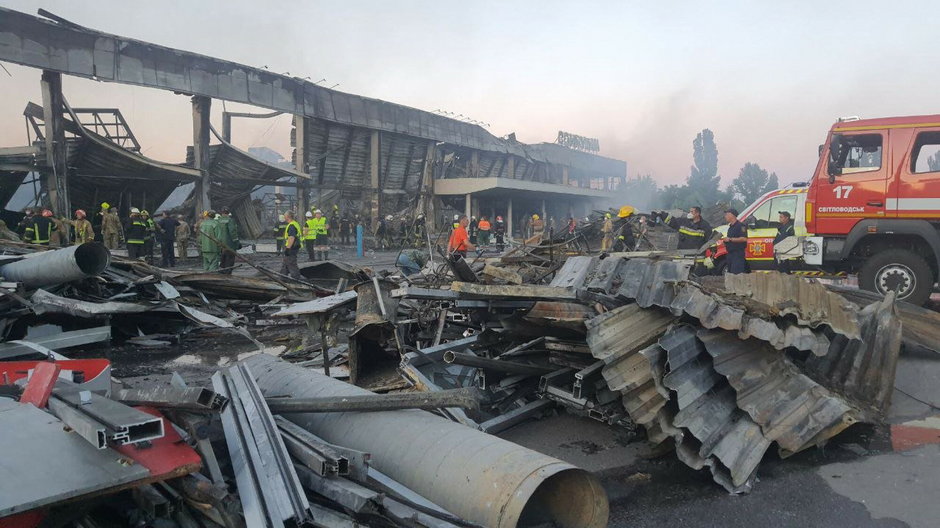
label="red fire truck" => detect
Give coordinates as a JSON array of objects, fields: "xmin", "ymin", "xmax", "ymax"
[{"xmin": 707, "ymin": 114, "xmax": 940, "ymax": 305}]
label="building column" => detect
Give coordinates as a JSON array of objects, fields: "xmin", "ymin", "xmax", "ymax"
[
  {"xmin": 370, "ymin": 130, "xmax": 380, "ymax": 228},
  {"xmin": 507, "ymin": 197, "xmax": 513, "ymax": 240},
  {"xmin": 294, "ymin": 115, "xmax": 309, "ymax": 215},
  {"xmin": 419, "ymin": 142, "xmax": 436, "ymax": 232},
  {"xmin": 192, "ymin": 96, "xmax": 211, "ymax": 216},
  {"xmin": 464, "ymin": 193, "xmax": 472, "ymax": 219},
  {"xmin": 40, "ymin": 70, "xmax": 69, "ymax": 219},
  {"xmin": 221, "ymin": 112, "xmax": 232, "ymax": 142},
  {"xmin": 541, "ymin": 199, "xmax": 547, "ymax": 223}
]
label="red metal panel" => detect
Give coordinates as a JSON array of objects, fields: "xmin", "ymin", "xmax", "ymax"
[
  {"xmin": 0, "ymin": 359, "xmax": 110, "ymax": 385},
  {"xmin": 19, "ymin": 362, "xmax": 60, "ymax": 408},
  {"xmin": 113, "ymin": 406, "xmax": 202, "ymax": 478}
]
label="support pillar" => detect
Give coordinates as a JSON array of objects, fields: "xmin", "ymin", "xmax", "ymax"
[
  {"xmin": 370, "ymin": 130, "xmax": 380, "ymax": 228},
  {"xmin": 222, "ymin": 113, "xmax": 232, "ymax": 142},
  {"xmin": 464, "ymin": 194, "xmax": 472, "ymax": 219},
  {"xmin": 192, "ymin": 96, "xmax": 212, "ymax": 216},
  {"xmin": 419, "ymin": 142, "xmax": 436, "ymax": 232},
  {"xmin": 541, "ymin": 199, "xmax": 547, "ymax": 224},
  {"xmin": 40, "ymin": 70, "xmax": 69, "ymax": 220},
  {"xmin": 295, "ymin": 115, "xmax": 309, "ymax": 216},
  {"xmin": 507, "ymin": 197, "xmax": 514, "ymax": 240}
]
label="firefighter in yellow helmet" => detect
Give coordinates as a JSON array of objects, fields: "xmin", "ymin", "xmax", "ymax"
[
  {"xmin": 530, "ymin": 213, "xmax": 544, "ymax": 240},
  {"xmin": 99, "ymin": 202, "xmax": 122, "ymax": 249}
]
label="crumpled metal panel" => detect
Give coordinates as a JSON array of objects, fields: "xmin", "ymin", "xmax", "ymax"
[
  {"xmin": 659, "ymin": 325, "xmax": 771, "ymax": 493},
  {"xmin": 804, "ymin": 292, "xmax": 902, "ymax": 415},
  {"xmin": 616, "ymin": 258, "xmax": 692, "ymax": 308},
  {"xmin": 585, "ymin": 304, "xmax": 676, "ymax": 363},
  {"xmin": 585, "ymin": 256, "xmax": 629, "ymax": 294},
  {"xmin": 723, "ymin": 272, "xmax": 861, "ymax": 340},
  {"xmin": 550, "ymin": 256, "xmax": 598, "ymax": 288},
  {"xmin": 696, "ymin": 328, "xmax": 857, "ymax": 456},
  {"xmin": 666, "ymin": 281, "xmax": 831, "ymax": 356}
]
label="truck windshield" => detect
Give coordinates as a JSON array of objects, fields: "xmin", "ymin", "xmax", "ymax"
[{"xmin": 745, "ymin": 195, "xmax": 798, "ymax": 229}]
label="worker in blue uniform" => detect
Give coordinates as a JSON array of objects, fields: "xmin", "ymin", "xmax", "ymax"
[{"xmin": 721, "ymin": 208, "xmax": 749, "ymax": 274}]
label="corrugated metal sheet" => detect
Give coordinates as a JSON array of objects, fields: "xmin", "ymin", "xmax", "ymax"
[
  {"xmin": 696, "ymin": 328, "xmax": 857, "ymax": 456},
  {"xmin": 804, "ymin": 292, "xmax": 902, "ymax": 414},
  {"xmin": 723, "ymin": 272, "xmax": 861, "ymax": 340},
  {"xmin": 616, "ymin": 258, "xmax": 692, "ymax": 309},
  {"xmin": 659, "ymin": 325, "xmax": 771, "ymax": 493},
  {"xmin": 585, "ymin": 304, "xmax": 676, "ymax": 363}
]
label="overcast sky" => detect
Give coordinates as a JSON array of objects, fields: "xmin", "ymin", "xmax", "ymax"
[{"xmin": 1, "ymin": 0, "xmax": 937, "ymax": 188}]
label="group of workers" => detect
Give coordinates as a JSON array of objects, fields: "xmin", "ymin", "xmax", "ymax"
[
  {"xmin": 453, "ymin": 215, "xmax": 506, "ymax": 249},
  {"xmin": 196, "ymin": 208, "xmax": 241, "ymax": 272},
  {"xmin": 274, "ymin": 209, "xmax": 331, "ymax": 261}
]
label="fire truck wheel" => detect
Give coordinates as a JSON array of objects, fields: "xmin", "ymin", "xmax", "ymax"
[{"xmin": 858, "ymin": 249, "xmax": 933, "ymax": 305}]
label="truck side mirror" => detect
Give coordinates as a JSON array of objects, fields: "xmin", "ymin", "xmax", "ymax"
[{"xmin": 827, "ymin": 134, "xmax": 843, "ymax": 183}]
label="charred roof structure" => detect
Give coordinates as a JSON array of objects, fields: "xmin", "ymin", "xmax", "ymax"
[{"xmin": 0, "ymin": 7, "xmax": 626, "ymax": 234}]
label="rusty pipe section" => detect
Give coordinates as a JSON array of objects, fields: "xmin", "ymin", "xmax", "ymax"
[
  {"xmin": 244, "ymin": 355, "xmax": 608, "ymax": 528},
  {"xmin": 0, "ymin": 242, "xmax": 111, "ymax": 288}
]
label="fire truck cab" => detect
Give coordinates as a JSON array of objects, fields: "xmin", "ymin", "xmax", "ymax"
[{"xmin": 709, "ymin": 114, "xmax": 940, "ymax": 305}]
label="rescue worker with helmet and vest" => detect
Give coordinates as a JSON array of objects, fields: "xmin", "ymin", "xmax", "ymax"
[
  {"xmin": 655, "ymin": 206, "xmax": 713, "ymax": 251},
  {"xmin": 125, "ymin": 208, "xmax": 148, "ymax": 259},
  {"xmin": 530, "ymin": 214, "xmax": 545, "ymax": 241},
  {"xmin": 721, "ymin": 208, "xmax": 749, "ymax": 274},
  {"xmin": 774, "ymin": 211, "xmax": 796, "ymax": 275},
  {"xmin": 493, "ymin": 215, "xmax": 506, "ymax": 251},
  {"xmin": 612, "ymin": 206, "xmax": 637, "ymax": 252},
  {"xmin": 199, "ymin": 210, "xmax": 222, "ymax": 271},
  {"xmin": 280, "ymin": 211, "xmax": 302, "ymax": 279},
  {"xmin": 303, "ymin": 211, "xmax": 317, "ymax": 261},
  {"xmin": 312, "ymin": 209, "xmax": 330, "ymax": 260},
  {"xmin": 140, "ymin": 210, "xmax": 156, "ymax": 263},
  {"xmin": 24, "ymin": 209, "xmax": 57, "ymax": 246},
  {"xmin": 601, "ymin": 213, "xmax": 614, "ymax": 251},
  {"xmin": 69, "ymin": 209, "xmax": 94, "ymax": 245},
  {"xmin": 99, "ymin": 203, "xmax": 123, "ymax": 249}
]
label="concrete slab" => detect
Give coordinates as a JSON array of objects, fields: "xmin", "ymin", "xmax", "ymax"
[{"xmin": 496, "ymin": 411, "xmax": 642, "ymax": 473}]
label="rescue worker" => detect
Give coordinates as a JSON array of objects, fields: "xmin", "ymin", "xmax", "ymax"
[
  {"xmin": 601, "ymin": 213, "xmax": 614, "ymax": 251},
  {"xmin": 340, "ymin": 216, "xmax": 352, "ymax": 246},
  {"xmin": 50, "ymin": 214, "xmax": 68, "ymax": 246},
  {"xmin": 24, "ymin": 209, "xmax": 57, "ymax": 246},
  {"xmin": 17, "ymin": 208, "xmax": 35, "ymax": 238},
  {"xmin": 156, "ymin": 211, "xmax": 180, "ymax": 268},
  {"xmin": 721, "ymin": 208, "xmax": 749, "ymax": 274},
  {"xmin": 567, "ymin": 217, "xmax": 577, "ymax": 236},
  {"xmin": 312, "ymin": 209, "xmax": 330, "ymax": 260},
  {"xmin": 199, "ymin": 210, "xmax": 222, "ymax": 271},
  {"xmin": 100, "ymin": 203, "xmax": 122, "ymax": 249},
  {"xmin": 217, "ymin": 207, "xmax": 239, "ymax": 273},
  {"xmin": 303, "ymin": 211, "xmax": 317, "ymax": 260},
  {"xmin": 468, "ymin": 216, "xmax": 478, "ymax": 245},
  {"xmin": 493, "ymin": 215, "xmax": 506, "ymax": 251},
  {"xmin": 530, "ymin": 214, "xmax": 544, "ymax": 241},
  {"xmin": 477, "ymin": 216, "xmax": 491, "ymax": 246},
  {"xmin": 175, "ymin": 215, "xmax": 190, "ymax": 262},
  {"xmin": 70, "ymin": 209, "xmax": 94, "ymax": 244},
  {"xmin": 280, "ymin": 211, "xmax": 302, "ymax": 279},
  {"xmin": 452, "ymin": 214, "xmax": 460, "ymax": 230},
  {"xmin": 375, "ymin": 215, "xmax": 392, "ymax": 250},
  {"xmin": 447, "ymin": 214, "xmax": 475, "ymax": 261},
  {"xmin": 413, "ymin": 214, "xmax": 426, "ymax": 245},
  {"xmin": 612, "ymin": 207, "xmax": 637, "ymax": 252},
  {"xmin": 774, "ymin": 211, "xmax": 796, "ymax": 275},
  {"xmin": 275, "ymin": 214, "xmax": 288, "ymax": 255},
  {"xmin": 658, "ymin": 206, "xmax": 713, "ymax": 250},
  {"xmin": 125, "ymin": 208, "xmax": 148, "ymax": 259},
  {"xmin": 141, "ymin": 210, "xmax": 156, "ymax": 263}
]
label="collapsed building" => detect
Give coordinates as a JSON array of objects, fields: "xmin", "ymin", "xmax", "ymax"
[{"xmin": 0, "ymin": 8, "xmax": 626, "ymax": 240}]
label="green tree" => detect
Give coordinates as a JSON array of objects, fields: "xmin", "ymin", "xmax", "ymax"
[
  {"xmin": 688, "ymin": 129, "xmax": 721, "ymax": 206},
  {"xmin": 728, "ymin": 162, "xmax": 779, "ymax": 206}
]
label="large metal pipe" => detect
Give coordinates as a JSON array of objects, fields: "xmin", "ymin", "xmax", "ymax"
[
  {"xmin": 0, "ymin": 243, "xmax": 110, "ymax": 288},
  {"xmin": 245, "ymin": 355, "xmax": 608, "ymax": 528}
]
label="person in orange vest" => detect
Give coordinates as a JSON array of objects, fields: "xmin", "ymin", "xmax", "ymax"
[
  {"xmin": 447, "ymin": 215, "xmax": 476, "ymax": 260},
  {"xmin": 477, "ymin": 216, "xmax": 491, "ymax": 246}
]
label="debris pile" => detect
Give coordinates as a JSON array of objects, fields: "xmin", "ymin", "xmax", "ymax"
[{"xmin": 0, "ymin": 234, "xmax": 924, "ymax": 525}]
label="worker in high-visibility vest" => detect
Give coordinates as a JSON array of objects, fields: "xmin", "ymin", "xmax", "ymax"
[
  {"xmin": 311, "ymin": 209, "xmax": 330, "ymax": 261},
  {"xmin": 125, "ymin": 208, "xmax": 148, "ymax": 259},
  {"xmin": 303, "ymin": 211, "xmax": 318, "ymax": 261},
  {"xmin": 280, "ymin": 211, "xmax": 302, "ymax": 279},
  {"xmin": 477, "ymin": 216, "xmax": 491, "ymax": 246},
  {"xmin": 24, "ymin": 209, "xmax": 57, "ymax": 246},
  {"xmin": 70, "ymin": 209, "xmax": 94, "ymax": 245}
]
